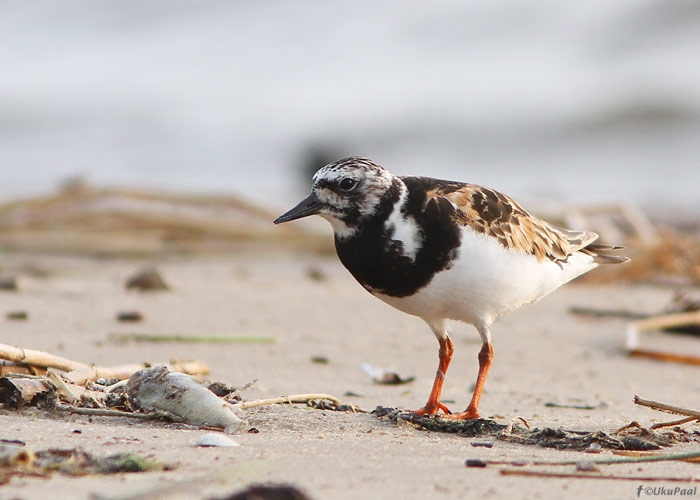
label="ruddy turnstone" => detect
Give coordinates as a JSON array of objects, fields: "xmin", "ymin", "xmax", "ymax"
[{"xmin": 275, "ymin": 157, "xmax": 629, "ymax": 420}]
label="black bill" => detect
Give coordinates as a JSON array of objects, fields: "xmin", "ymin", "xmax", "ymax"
[{"xmin": 274, "ymin": 193, "xmax": 322, "ymax": 224}]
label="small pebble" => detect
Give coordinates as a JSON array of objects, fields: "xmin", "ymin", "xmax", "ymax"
[
  {"xmin": 586, "ymin": 442, "xmax": 602, "ymax": 453},
  {"xmin": 196, "ymin": 433, "xmax": 240, "ymax": 448},
  {"xmin": 94, "ymin": 377, "xmax": 121, "ymax": 387},
  {"xmin": 6, "ymin": 310, "xmax": 28, "ymax": 321},
  {"xmin": 311, "ymin": 356, "xmax": 329, "ymax": 364},
  {"xmin": 575, "ymin": 461, "xmax": 598, "ymax": 472},
  {"xmin": 306, "ymin": 267, "xmax": 326, "ymax": 281},
  {"xmin": 125, "ymin": 267, "xmax": 169, "ymax": 291},
  {"xmin": 471, "ymin": 442, "xmax": 494, "ymax": 448},
  {"xmin": 116, "ymin": 311, "xmax": 144, "ymax": 322},
  {"xmin": 465, "ymin": 459, "xmax": 487, "ymax": 468},
  {"xmin": 0, "ymin": 275, "xmax": 18, "ymax": 291}
]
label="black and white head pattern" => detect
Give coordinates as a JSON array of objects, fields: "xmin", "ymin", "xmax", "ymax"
[{"xmin": 311, "ymin": 157, "xmax": 400, "ymax": 238}]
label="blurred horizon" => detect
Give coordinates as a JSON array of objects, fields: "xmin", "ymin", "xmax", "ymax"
[{"xmin": 1, "ymin": 1, "xmax": 699, "ymax": 216}]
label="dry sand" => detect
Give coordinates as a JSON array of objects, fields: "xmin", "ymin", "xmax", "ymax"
[{"xmin": 1, "ymin": 249, "xmax": 699, "ymax": 500}]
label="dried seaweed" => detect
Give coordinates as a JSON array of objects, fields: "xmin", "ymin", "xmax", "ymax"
[
  {"xmin": 373, "ymin": 406, "xmax": 699, "ymax": 451},
  {"xmin": 34, "ymin": 448, "xmax": 165, "ymax": 475}
]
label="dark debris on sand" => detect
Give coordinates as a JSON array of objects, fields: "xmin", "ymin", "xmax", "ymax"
[{"xmin": 372, "ymin": 406, "xmax": 700, "ymax": 451}]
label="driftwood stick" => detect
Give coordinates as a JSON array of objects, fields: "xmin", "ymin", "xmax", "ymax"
[
  {"xmin": 625, "ymin": 311, "xmax": 700, "ymax": 364},
  {"xmin": 650, "ymin": 417, "xmax": 699, "ymax": 430},
  {"xmin": 109, "ymin": 333, "xmax": 275, "ymax": 344},
  {"xmin": 629, "ymin": 311, "xmax": 700, "ymax": 333},
  {"xmin": 626, "ymin": 311, "xmax": 700, "ymax": 351},
  {"xmin": 54, "ymin": 403, "xmax": 157, "ymax": 420},
  {"xmin": 629, "ymin": 348, "xmax": 700, "ymax": 366},
  {"xmin": 225, "ymin": 378, "xmax": 258, "ymax": 401},
  {"xmin": 613, "ymin": 421, "xmax": 643, "ymax": 434},
  {"xmin": 486, "ymin": 450, "xmax": 700, "ymax": 467},
  {"xmin": 499, "ymin": 469, "xmax": 700, "ymax": 482},
  {"xmin": 233, "ymin": 393, "xmax": 344, "ymax": 410},
  {"xmin": 634, "ymin": 395, "xmax": 700, "ymax": 419},
  {"xmin": 0, "ymin": 344, "xmax": 91, "ymax": 374},
  {"xmin": 0, "ymin": 343, "xmax": 210, "ymax": 385}
]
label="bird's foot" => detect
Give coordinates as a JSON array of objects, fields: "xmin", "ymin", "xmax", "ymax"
[
  {"xmin": 435, "ymin": 409, "xmax": 480, "ymax": 420},
  {"xmin": 413, "ymin": 401, "xmax": 451, "ymax": 416}
]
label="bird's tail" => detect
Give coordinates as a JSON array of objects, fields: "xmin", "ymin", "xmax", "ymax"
[{"xmin": 581, "ymin": 244, "xmax": 630, "ymax": 264}]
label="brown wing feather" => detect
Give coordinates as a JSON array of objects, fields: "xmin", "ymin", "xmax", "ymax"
[{"xmin": 424, "ymin": 183, "xmax": 598, "ymax": 263}]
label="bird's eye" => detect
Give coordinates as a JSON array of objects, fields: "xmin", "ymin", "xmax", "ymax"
[{"xmin": 339, "ymin": 178, "xmax": 357, "ymax": 191}]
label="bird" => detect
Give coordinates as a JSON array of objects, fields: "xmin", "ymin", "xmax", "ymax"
[{"xmin": 274, "ymin": 157, "xmax": 629, "ymax": 420}]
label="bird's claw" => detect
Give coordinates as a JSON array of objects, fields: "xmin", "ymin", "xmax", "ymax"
[{"xmin": 413, "ymin": 401, "xmax": 452, "ymax": 416}]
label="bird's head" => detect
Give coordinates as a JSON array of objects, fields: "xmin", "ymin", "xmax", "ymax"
[{"xmin": 274, "ymin": 157, "xmax": 399, "ymax": 238}]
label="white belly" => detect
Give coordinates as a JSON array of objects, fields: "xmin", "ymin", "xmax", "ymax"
[{"xmin": 373, "ymin": 227, "xmax": 597, "ymax": 326}]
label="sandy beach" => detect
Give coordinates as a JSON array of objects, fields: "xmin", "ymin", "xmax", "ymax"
[
  {"xmin": 1, "ymin": 240, "xmax": 699, "ymax": 499},
  {"xmin": 3, "ymin": 2, "xmax": 700, "ymax": 497}
]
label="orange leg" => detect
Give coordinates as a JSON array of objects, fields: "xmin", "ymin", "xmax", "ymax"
[
  {"xmin": 441, "ymin": 341, "xmax": 494, "ymax": 420},
  {"xmin": 414, "ymin": 336, "xmax": 454, "ymax": 415}
]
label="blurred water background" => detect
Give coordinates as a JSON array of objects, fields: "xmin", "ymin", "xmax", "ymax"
[{"xmin": 1, "ymin": 1, "xmax": 699, "ymax": 216}]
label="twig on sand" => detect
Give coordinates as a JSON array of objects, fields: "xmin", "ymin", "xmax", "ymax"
[
  {"xmin": 634, "ymin": 395, "xmax": 700, "ymax": 429},
  {"xmin": 634, "ymin": 396, "xmax": 700, "ymax": 419},
  {"xmin": 628, "ymin": 349, "xmax": 700, "ymax": 365},
  {"xmin": 484, "ymin": 450, "xmax": 700, "ymax": 468},
  {"xmin": 625, "ymin": 311, "xmax": 700, "ymax": 365},
  {"xmin": 108, "ymin": 333, "xmax": 276, "ymax": 344},
  {"xmin": 233, "ymin": 394, "xmax": 340, "ymax": 409},
  {"xmin": 628, "ymin": 311, "xmax": 700, "ymax": 335},
  {"xmin": 482, "ymin": 451, "xmax": 700, "ymax": 483},
  {"xmin": 649, "ymin": 417, "xmax": 699, "ymax": 430},
  {"xmin": 224, "ymin": 378, "xmax": 258, "ymax": 401},
  {"xmin": 486, "ymin": 451, "xmax": 700, "ymax": 483},
  {"xmin": 54, "ymin": 403, "xmax": 158, "ymax": 420},
  {"xmin": 499, "ymin": 469, "xmax": 700, "ymax": 482},
  {"xmin": 232, "ymin": 393, "xmax": 365, "ymax": 412},
  {"xmin": 569, "ymin": 306, "xmax": 647, "ymax": 320}
]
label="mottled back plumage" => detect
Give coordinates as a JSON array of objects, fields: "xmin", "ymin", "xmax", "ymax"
[{"xmin": 409, "ymin": 178, "xmax": 627, "ymax": 265}]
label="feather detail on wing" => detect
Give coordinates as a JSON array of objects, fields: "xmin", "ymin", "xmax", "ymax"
[{"xmin": 422, "ymin": 183, "xmax": 629, "ymax": 265}]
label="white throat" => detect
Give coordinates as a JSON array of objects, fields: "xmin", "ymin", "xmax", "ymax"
[{"xmin": 321, "ymin": 213, "xmax": 357, "ymax": 240}]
